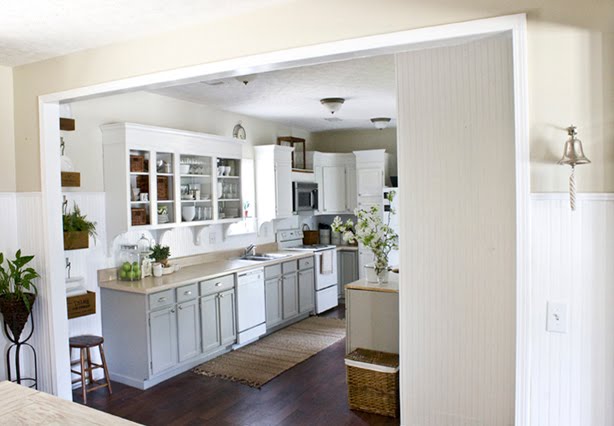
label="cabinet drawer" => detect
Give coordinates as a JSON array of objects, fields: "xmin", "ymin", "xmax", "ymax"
[
  {"xmin": 282, "ymin": 260, "xmax": 298, "ymax": 274},
  {"xmin": 200, "ymin": 274, "xmax": 234, "ymax": 296},
  {"xmin": 265, "ymin": 264, "xmax": 282, "ymax": 279},
  {"xmin": 149, "ymin": 289, "xmax": 175, "ymax": 310},
  {"xmin": 298, "ymin": 256, "xmax": 314, "ymax": 270},
  {"xmin": 177, "ymin": 283, "xmax": 198, "ymax": 303}
]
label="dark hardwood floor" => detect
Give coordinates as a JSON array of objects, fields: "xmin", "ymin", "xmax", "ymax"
[{"xmin": 75, "ymin": 305, "xmax": 399, "ymax": 426}]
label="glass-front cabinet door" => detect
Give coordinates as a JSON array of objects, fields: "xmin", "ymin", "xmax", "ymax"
[
  {"xmin": 216, "ymin": 158, "xmax": 242, "ymax": 221},
  {"xmin": 179, "ymin": 154, "xmax": 214, "ymax": 223},
  {"xmin": 154, "ymin": 152, "xmax": 175, "ymax": 225},
  {"xmin": 129, "ymin": 149, "xmax": 152, "ymax": 227}
]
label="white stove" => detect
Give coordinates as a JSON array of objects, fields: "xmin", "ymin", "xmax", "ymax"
[{"xmin": 277, "ymin": 229, "xmax": 338, "ymax": 314}]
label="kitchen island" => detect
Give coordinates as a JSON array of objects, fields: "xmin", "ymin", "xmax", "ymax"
[
  {"xmin": 98, "ymin": 250, "xmax": 316, "ymax": 389},
  {"xmin": 345, "ymin": 273, "xmax": 399, "ymax": 354}
]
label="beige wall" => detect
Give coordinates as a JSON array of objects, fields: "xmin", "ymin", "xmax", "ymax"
[
  {"xmin": 7, "ymin": 0, "xmax": 614, "ymax": 193},
  {"xmin": 0, "ymin": 66, "xmax": 15, "ymax": 191},
  {"xmin": 64, "ymin": 91, "xmax": 311, "ymax": 192}
]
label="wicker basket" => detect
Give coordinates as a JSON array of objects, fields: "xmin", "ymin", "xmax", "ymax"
[
  {"xmin": 130, "ymin": 155, "xmax": 145, "ymax": 172},
  {"xmin": 131, "ymin": 208, "xmax": 147, "ymax": 226},
  {"xmin": 345, "ymin": 348, "xmax": 399, "ymax": 418},
  {"xmin": 157, "ymin": 176, "xmax": 169, "ymax": 200}
]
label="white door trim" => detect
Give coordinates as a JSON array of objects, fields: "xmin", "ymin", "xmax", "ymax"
[{"xmin": 38, "ymin": 13, "xmax": 530, "ymax": 425}]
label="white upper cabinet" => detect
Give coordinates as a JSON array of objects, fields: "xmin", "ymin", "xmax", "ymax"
[
  {"xmin": 313, "ymin": 152, "xmax": 356, "ymax": 215},
  {"xmin": 101, "ymin": 123, "xmax": 244, "ymax": 244},
  {"xmin": 354, "ymin": 149, "xmax": 390, "ymax": 211},
  {"xmin": 255, "ymin": 145, "xmax": 294, "ymax": 224}
]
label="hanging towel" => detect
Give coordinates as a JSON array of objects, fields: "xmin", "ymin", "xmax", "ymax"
[
  {"xmin": 320, "ymin": 250, "xmax": 333, "ymax": 275},
  {"xmin": 66, "ymin": 286, "xmax": 88, "ymax": 297}
]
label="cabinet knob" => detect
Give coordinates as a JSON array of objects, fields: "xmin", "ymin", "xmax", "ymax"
[
  {"xmin": 178, "ymin": 305, "xmax": 183, "ymax": 310},
  {"xmin": 158, "ymin": 297, "xmax": 167, "ymax": 303},
  {"xmin": 219, "ymin": 293, "xmax": 224, "ymax": 298},
  {"xmin": 170, "ymin": 308, "xmax": 176, "ymax": 314},
  {"xmin": 184, "ymin": 290, "xmax": 192, "ymax": 296},
  {"xmin": 215, "ymin": 282, "xmax": 222, "ymax": 287}
]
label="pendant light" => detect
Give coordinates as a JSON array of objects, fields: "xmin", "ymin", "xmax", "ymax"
[
  {"xmin": 320, "ymin": 98, "xmax": 345, "ymax": 114},
  {"xmin": 558, "ymin": 125, "xmax": 591, "ymax": 211},
  {"xmin": 370, "ymin": 117, "xmax": 391, "ymax": 130}
]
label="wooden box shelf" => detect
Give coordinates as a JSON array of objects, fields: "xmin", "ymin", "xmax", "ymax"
[
  {"xmin": 61, "ymin": 171, "xmax": 81, "ymax": 187},
  {"xmin": 67, "ymin": 291, "xmax": 96, "ymax": 319}
]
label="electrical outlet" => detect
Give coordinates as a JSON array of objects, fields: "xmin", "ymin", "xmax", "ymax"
[
  {"xmin": 546, "ymin": 301, "xmax": 568, "ymax": 333},
  {"xmin": 209, "ymin": 232, "xmax": 216, "ymax": 244}
]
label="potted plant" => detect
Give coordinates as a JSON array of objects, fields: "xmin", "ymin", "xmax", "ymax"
[
  {"xmin": 0, "ymin": 250, "xmax": 40, "ymax": 341},
  {"xmin": 150, "ymin": 244, "xmax": 171, "ymax": 267},
  {"xmin": 63, "ymin": 202, "xmax": 97, "ymax": 250},
  {"xmin": 332, "ymin": 191, "xmax": 398, "ymax": 283}
]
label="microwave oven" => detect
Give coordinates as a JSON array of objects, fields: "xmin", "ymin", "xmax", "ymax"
[{"xmin": 293, "ymin": 182, "xmax": 318, "ymax": 212}]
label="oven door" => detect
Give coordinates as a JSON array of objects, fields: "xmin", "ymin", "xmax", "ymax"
[{"xmin": 293, "ymin": 182, "xmax": 318, "ymax": 212}]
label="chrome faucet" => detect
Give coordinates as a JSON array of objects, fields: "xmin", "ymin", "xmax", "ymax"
[{"xmin": 244, "ymin": 244, "xmax": 256, "ymax": 257}]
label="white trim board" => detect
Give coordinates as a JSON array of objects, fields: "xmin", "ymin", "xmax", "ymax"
[{"xmin": 36, "ymin": 13, "xmax": 530, "ymax": 425}]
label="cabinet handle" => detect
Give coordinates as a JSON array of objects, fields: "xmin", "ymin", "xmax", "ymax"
[
  {"xmin": 170, "ymin": 308, "xmax": 176, "ymax": 314},
  {"xmin": 215, "ymin": 282, "xmax": 222, "ymax": 287},
  {"xmin": 184, "ymin": 290, "xmax": 192, "ymax": 296},
  {"xmin": 158, "ymin": 297, "xmax": 167, "ymax": 303}
]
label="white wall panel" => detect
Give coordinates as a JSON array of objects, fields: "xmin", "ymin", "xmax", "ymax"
[
  {"xmin": 397, "ymin": 33, "xmax": 516, "ymax": 425},
  {"xmin": 529, "ymin": 194, "xmax": 614, "ymax": 426},
  {"xmin": 0, "ymin": 193, "xmax": 18, "ymax": 381}
]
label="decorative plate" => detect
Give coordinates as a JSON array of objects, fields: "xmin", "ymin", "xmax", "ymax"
[{"xmin": 232, "ymin": 122, "xmax": 246, "ymax": 140}]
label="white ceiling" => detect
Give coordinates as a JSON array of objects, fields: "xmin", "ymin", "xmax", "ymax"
[
  {"xmin": 151, "ymin": 55, "xmax": 397, "ymax": 132},
  {"xmin": 0, "ymin": 0, "xmax": 288, "ymax": 66}
]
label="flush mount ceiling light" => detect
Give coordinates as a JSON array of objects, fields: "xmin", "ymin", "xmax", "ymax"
[
  {"xmin": 320, "ymin": 98, "xmax": 345, "ymax": 114},
  {"xmin": 558, "ymin": 125, "xmax": 591, "ymax": 211},
  {"xmin": 235, "ymin": 74, "xmax": 257, "ymax": 86},
  {"xmin": 370, "ymin": 117, "xmax": 391, "ymax": 130}
]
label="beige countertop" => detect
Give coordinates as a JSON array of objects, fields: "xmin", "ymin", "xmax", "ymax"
[
  {"xmin": 0, "ymin": 381, "xmax": 137, "ymax": 425},
  {"xmin": 345, "ymin": 272, "xmax": 399, "ymax": 294},
  {"xmin": 99, "ymin": 251, "xmax": 314, "ymax": 295}
]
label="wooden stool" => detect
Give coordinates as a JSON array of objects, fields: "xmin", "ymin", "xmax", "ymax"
[{"xmin": 69, "ymin": 335, "xmax": 112, "ymax": 404}]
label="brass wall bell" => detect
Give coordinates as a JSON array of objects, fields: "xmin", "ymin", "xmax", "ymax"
[{"xmin": 558, "ymin": 125, "xmax": 590, "ymax": 210}]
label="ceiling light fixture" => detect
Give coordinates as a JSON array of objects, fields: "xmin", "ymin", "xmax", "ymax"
[
  {"xmin": 235, "ymin": 74, "xmax": 257, "ymax": 86},
  {"xmin": 370, "ymin": 117, "xmax": 391, "ymax": 130},
  {"xmin": 320, "ymin": 98, "xmax": 345, "ymax": 114}
]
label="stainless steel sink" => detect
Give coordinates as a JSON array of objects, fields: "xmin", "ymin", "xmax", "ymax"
[{"xmin": 239, "ymin": 253, "xmax": 291, "ymax": 262}]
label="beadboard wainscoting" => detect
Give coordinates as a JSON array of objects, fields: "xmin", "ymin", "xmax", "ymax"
[{"xmin": 529, "ymin": 193, "xmax": 614, "ymax": 426}]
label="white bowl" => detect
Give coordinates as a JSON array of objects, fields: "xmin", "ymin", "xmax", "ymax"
[
  {"xmin": 182, "ymin": 206, "xmax": 195, "ymax": 222},
  {"xmin": 180, "ymin": 164, "xmax": 191, "ymax": 175}
]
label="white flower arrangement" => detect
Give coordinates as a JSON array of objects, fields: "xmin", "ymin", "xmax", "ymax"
[{"xmin": 331, "ymin": 191, "xmax": 398, "ymax": 278}]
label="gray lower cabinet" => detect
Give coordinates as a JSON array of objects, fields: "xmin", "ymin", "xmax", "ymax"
[
  {"xmin": 218, "ymin": 289, "xmax": 236, "ymax": 346},
  {"xmin": 338, "ymin": 250, "xmax": 359, "ymax": 297},
  {"xmin": 282, "ymin": 273, "xmax": 299, "ymax": 319},
  {"xmin": 265, "ymin": 257, "xmax": 314, "ymax": 332},
  {"xmin": 298, "ymin": 268, "xmax": 315, "ymax": 313},
  {"xmin": 201, "ymin": 294, "xmax": 220, "ymax": 353},
  {"xmin": 177, "ymin": 298, "xmax": 200, "ymax": 362},
  {"xmin": 265, "ymin": 277, "xmax": 283, "ymax": 327},
  {"xmin": 200, "ymin": 288, "xmax": 236, "ymax": 354},
  {"xmin": 149, "ymin": 306, "xmax": 178, "ymax": 375}
]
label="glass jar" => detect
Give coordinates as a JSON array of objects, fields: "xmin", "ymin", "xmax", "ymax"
[{"xmin": 117, "ymin": 244, "xmax": 141, "ymax": 281}]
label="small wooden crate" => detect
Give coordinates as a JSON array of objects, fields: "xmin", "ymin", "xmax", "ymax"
[
  {"xmin": 63, "ymin": 231, "xmax": 89, "ymax": 250},
  {"xmin": 130, "ymin": 155, "xmax": 145, "ymax": 172},
  {"xmin": 157, "ymin": 176, "xmax": 169, "ymax": 200},
  {"xmin": 61, "ymin": 171, "xmax": 81, "ymax": 187},
  {"xmin": 131, "ymin": 207, "xmax": 147, "ymax": 226},
  {"xmin": 136, "ymin": 175, "xmax": 150, "ymax": 196},
  {"xmin": 67, "ymin": 291, "xmax": 96, "ymax": 319},
  {"xmin": 345, "ymin": 348, "xmax": 399, "ymax": 418}
]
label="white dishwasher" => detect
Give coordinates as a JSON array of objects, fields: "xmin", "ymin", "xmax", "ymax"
[{"xmin": 235, "ymin": 268, "xmax": 266, "ymax": 347}]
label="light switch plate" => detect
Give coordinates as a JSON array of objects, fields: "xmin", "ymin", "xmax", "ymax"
[{"xmin": 546, "ymin": 301, "xmax": 568, "ymax": 333}]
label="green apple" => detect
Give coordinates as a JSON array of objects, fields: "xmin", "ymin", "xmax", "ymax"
[
  {"xmin": 122, "ymin": 262, "xmax": 131, "ymax": 272},
  {"xmin": 120, "ymin": 270, "xmax": 128, "ymax": 279}
]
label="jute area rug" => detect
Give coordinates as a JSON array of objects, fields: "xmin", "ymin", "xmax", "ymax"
[{"xmin": 193, "ymin": 316, "xmax": 345, "ymax": 388}]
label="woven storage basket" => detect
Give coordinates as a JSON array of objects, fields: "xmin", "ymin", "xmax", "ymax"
[{"xmin": 345, "ymin": 348, "xmax": 399, "ymax": 418}]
